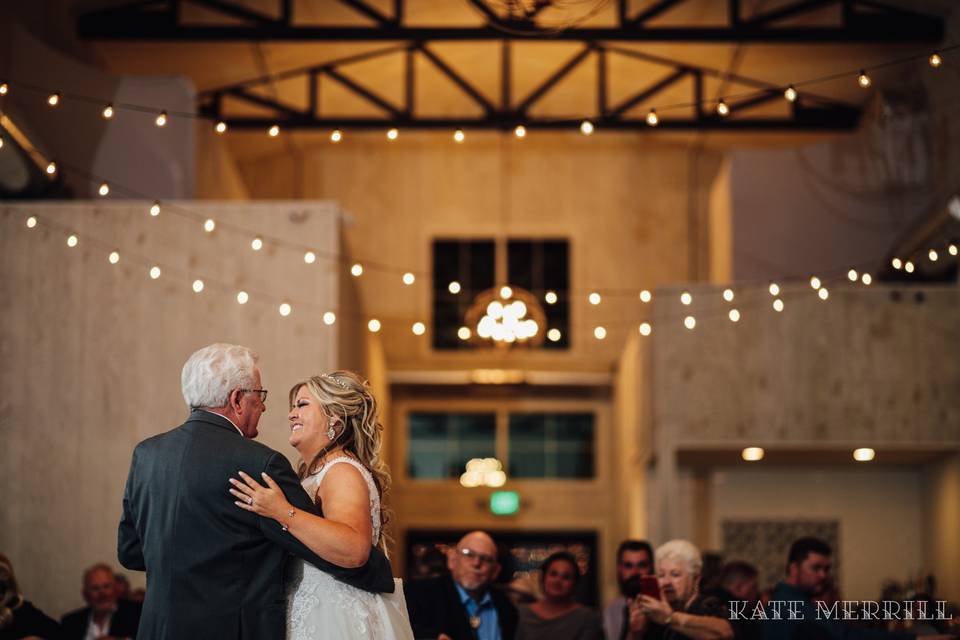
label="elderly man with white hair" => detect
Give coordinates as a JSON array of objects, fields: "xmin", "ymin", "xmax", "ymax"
[{"xmin": 634, "ymin": 539, "xmax": 734, "ymax": 640}]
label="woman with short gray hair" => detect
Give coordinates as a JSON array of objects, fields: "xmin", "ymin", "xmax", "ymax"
[{"xmin": 633, "ymin": 539, "xmax": 733, "ymax": 640}]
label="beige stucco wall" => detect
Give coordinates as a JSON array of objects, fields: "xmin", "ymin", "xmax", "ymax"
[
  {"xmin": 923, "ymin": 454, "xmax": 960, "ymax": 604},
  {"xmin": 0, "ymin": 202, "xmax": 341, "ymax": 616}
]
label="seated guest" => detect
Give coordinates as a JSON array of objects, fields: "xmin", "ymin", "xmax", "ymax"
[
  {"xmin": 60, "ymin": 564, "xmax": 140, "ymax": 640},
  {"xmin": 603, "ymin": 540, "xmax": 654, "ymax": 640},
  {"xmin": 761, "ymin": 537, "xmax": 951, "ymax": 640},
  {"xmin": 637, "ymin": 540, "xmax": 734, "ymax": 640},
  {"xmin": 712, "ymin": 562, "xmax": 761, "ymax": 640},
  {"xmin": 405, "ymin": 531, "xmax": 518, "ymax": 640},
  {"xmin": 516, "ymin": 551, "xmax": 602, "ymax": 640},
  {"xmin": 0, "ymin": 553, "xmax": 61, "ymax": 640}
]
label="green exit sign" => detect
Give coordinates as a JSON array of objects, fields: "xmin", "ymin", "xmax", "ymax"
[{"xmin": 489, "ymin": 491, "xmax": 520, "ymax": 515}]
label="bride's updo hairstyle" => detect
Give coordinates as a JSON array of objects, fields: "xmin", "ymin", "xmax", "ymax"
[{"xmin": 290, "ymin": 370, "xmax": 392, "ymax": 550}]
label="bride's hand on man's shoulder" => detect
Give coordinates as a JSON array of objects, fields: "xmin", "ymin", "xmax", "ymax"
[{"xmin": 229, "ymin": 470, "xmax": 291, "ymax": 520}]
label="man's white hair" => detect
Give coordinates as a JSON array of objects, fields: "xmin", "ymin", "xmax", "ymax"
[
  {"xmin": 181, "ymin": 343, "xmax": 259, "ymax": 409},
  {"xmin": 655, "ymin": 539, "xmax": 703, "ymax": 577}
]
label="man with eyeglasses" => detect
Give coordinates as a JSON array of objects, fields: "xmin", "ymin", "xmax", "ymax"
[
  {"xmin": 406, "ymin": 530, "xmax": 518, "ymax": 640},
  {"xmin": 118, "ymin": 343, "xmax": 394, "ymax": 639},
  {"xmin": 603, "ymin": 539, "xmax": 655, "ymax": 640}
]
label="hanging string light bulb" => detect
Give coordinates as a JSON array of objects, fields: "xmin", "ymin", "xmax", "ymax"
[
  {"xmin": 386, "ymin": 128, "xmax": 399, "ymax": 141},
  {"xmin": 47, "ymin": 92, "xmax": 61, "ymax": 107},
  {"xmin": 514, "ymin": 125, "xmax": 526, "ymax": 138},
  {"xmin": 784, "ymin": 85, "xmax": 798, "ymax": 102},
  {"xmin": 716, "ymin": 99, "xmax": 730, "ymax": 116},
  {"xmin": 453, "ymin": 129, "xmax": 465, "ymax": 143},
  {"xmin": 215, "ymin": 121, "xmax": 227, "ymax": 134},
  {"xmin": 857, "ymin": 70, "xmax": 872, "ymax": 88},
  {"xmin": 330, "ymin": 129, "xmax": 343, "ymax": 143},
  {"xmin": 929, "ymin": 52, "xmax": 943, "ymax": 68},
  {"xmin": 155, "ymin": 111, "xmax": 168, "ymax": 127},
  {"xmin": 0, "ymin": 82, "xmax": 8, "ymax": 95},
  {"xmin": 580, "ymin": 120, "xmax": 594, "ymax": 135},
  {"xmin": 646, "ymin": 109, "xmax": 659, "ymax": 126},
  {"xmin": 102, "ymin": 104, "xmax": 114, "ymax": 119}
]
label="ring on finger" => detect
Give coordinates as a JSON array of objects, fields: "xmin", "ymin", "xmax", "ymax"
[{"xmin": 247, "ymin": 497, "xmax": 254, "ymax": 505}]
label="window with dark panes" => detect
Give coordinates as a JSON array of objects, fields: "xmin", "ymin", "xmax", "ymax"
[
  {"xmin": 508, "ymin": 412, "xmax": 595, "ymax": 478},
  {"xmin": 432, "ymin": 239, "xmax": 495, "ymax": 349},
  {"xmin": 508, "ymin": 240, "xmax": 570, "ymax": 349},
  {"xmin": 432, "ymin": 238, "xmax": 569, "ymax": 350},
  {"xmin": 407, "ymin": 412, "xmax": 496, "ymax": 479}
]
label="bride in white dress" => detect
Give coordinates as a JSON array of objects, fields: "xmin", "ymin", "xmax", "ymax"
[{"xmin": 230, "ymin": 371, "xmax": 413, "ymax": 640}]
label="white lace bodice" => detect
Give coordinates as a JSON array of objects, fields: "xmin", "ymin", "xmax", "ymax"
[{"xmin": 301, "ymin": 455, "xmax": 381, "ymax": 545}]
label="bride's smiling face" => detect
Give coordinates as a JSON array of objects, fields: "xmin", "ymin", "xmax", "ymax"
[{"xmin": 288, "ymin": 386, "xmax": 330, "ymax": 456}]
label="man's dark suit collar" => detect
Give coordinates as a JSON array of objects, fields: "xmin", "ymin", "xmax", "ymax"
[{"xmin": 186, "ymin": 409, "xmax": 242, "ymax": 435}]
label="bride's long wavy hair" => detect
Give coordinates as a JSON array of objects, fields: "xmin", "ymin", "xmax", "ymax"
[{"xmin": 291, "ymin": 370, "xmax": 393, "ymax": 554}]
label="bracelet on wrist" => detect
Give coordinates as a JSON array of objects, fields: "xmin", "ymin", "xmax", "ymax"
[{"xmin": 281, "ymin": 508, "xmax": 295, "ymax": 532}]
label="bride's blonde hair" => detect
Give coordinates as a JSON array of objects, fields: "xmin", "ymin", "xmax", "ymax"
[{"xmin": 290, "ymin": 370, "xmax": 392, "ymax": 553}]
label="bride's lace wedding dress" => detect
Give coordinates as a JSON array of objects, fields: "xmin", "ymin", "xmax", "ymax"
[{"xmin": 285, "ymin": 456, "xmax": 413, "ymax": 640}]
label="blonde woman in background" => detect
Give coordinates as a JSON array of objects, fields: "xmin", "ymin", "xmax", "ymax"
[
  {"xmin": 0, "ymin": 553, "xmax": 61, "ymax": 640},
  {"xmin": 230, "ymin": 371, "xmax": 413, "ymax": 640}
]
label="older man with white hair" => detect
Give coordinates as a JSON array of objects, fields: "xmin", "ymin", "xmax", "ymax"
[
  {"xmin": 635, "ymin": 539, "xmax": 733, "ymax": 640},
  {"xmin": 118, "ymin": 343, "xmax": 395, "ymax": 640}
]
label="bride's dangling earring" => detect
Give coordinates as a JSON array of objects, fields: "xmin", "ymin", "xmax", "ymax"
[{"xmin": 327, "ymin": 419, "xmax": 337, "ymax": 441}]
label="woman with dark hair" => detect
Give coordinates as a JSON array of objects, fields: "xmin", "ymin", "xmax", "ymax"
[
  {"xmin": 0, "ymin": 554, "xmax": 61, "ymax": 640},
  {"xmin": 516, "ymin": 551, "xmax": 603, "ymax": 640}
]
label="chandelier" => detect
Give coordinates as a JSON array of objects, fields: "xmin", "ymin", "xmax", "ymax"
[{"xmin": 464, "ymin": 285, "xmax": 546, "ymax": 348}]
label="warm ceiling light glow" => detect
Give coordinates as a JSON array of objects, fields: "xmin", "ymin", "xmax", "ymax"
[
  {"xmin": 368, "ymin": 318, "xmax": 381, "ymax": 333},
  {"xmin": 402, "ymin": 272, "xmax": 415, "ymax": 285},
  {"xmin": 928, "ymin": 249, "xmax": 938, "ymax": 261},
  {"xmin": 412, "ymin": 321, "xmax": 426, "ymax": 335},
  {"xmin": 0, "ymin": 82, "xmax": 8, "ymax": 95},
  {"xmin": 547, "ymin": 328, "xmax": 562, "ymax": 342},
  {"xmin": 684, "ymin": 315, "xmax": 696, "ymax": 330},
  {"xmin": 857, "ymin": 70, "xmax": 871, "ymax": 88},
  {"xmin": 861, "ymin": 273, "xmax": 872, "ymax": 285},
  {"xmin": 810, "ymin": 276, "xmax": 821, "ymax": 289},
  {"xmin": 304, "ymin": 251, "xmax": 316, "ymax": 264},
  {"xmin": 891, "ymin": 257, "xmax": 902, "ymax": 270},
  {"xmin": 639, "ymin": 322, "xmax": 652, "ymax": 336},
  {"xmin": 784, "ymin": 85, "xmax": 798, "ymax": 102},
  {"xmin": 448, "ymin": 281, "xmax": 461, "ymax": 294},
  {"xmin": 386, "ymin": 128, "xmax": 399, "ymax": 140},
  {"xmin": 351, "ymin": 263, "xmax": 363, "ymax": 277},
  {"xmin": 102, "ymin": 104, "xmax": 114, "ymax": 119},
  {"xmin": 98, "ymin": 182, "xmax": 110, "ymax": 196},
  {"xmin": 192, "ymin": 279, "xmax": 204, "ymax": 293},
  {"xmin": 847, "ymin": 269, "xmax": 858, "ymax": 281},
  {"xmin": 108, "ymin": 251, "xmax": 120, "ymax": 264},
  {"xmin": 768, "ymin": 283, "xmax": 780, "ymax": 296},
  {"xmin": 929, "ymin": 52, "xmax": 943, "ymax": 68},
  {"xmin": 251, "ymin": 237, "xmax": 263, "ymax": 251},
  {"xmin": 237, "ymin": 291, "xmax": 249, "ymax": 304},
  {"xmin": 773, "ymin": 299, "xmax": 784, "ymax": 312},
  {"xmin": 150, "ymin": 201, "xmax": 161, "ymax": 216},
  {"xmin": 588, "ymin": 292, "xmax": 601, "ymax": 305},
  {"xmin": 268, "ymin": 124, "xmax": 280, "ymax": 137},
  {"xmin": 716, "ymin": 99, "xmax": 730, "ymax": 116},
  {"xmin": 853, "ymin": 447, "xmax": 875, "ymax": 462},
  {"xmin": 500, "ymin": 286, "xmax": 512, "ymax": 299},
  {"xmin": 458, "ymin": 326, "xmax": 472, "ymax": 340},
  {"xmin": 904, "ymin": 261, "xmax": 915, "ymax": 273},
  {"xmin": 729, "ymin": 308, "xmax": 740, "ymax": 322},
  {"xmin": 593, "ymin": 326, "xmax": 607, "ymax": 340},
  {"xmin": 215, "ymin": 121, "xmax": 227, "ymax": 134},
  {"xmin": 639, "ymin": 289, "xmax": 652, "ymax": 303},
  {"xmin": 204, "ymin": 219, "xmax": 216, "ymax": 233},
  {"xmin": 723, "ymin": 288, "xmax": 734, "ymax": 302},
  {"xmin": 67, "ymin": 234, "xmax": 78, "ymax": 248},
  {"xmin": 545, "ymin": 291, "xmax": 557, "ymax": 304},
  {"xmin": 155, "ymin": 111, "xmax": 167, "ymax": 127},
  {"xmin": 26, "ymin": 216, "xmax": 38, "ymax": 228},
  {"xmin": 646, "ymin": 109, "xmax": 659, "ymax": 126},
  {"xmin": 580, "ymin": 120, "xmax": 594, "ymax": 135},
  {"xmin": 149, "ymin": 266, "xmax": 161, "ymax": 279},
  {"xmin": 514, "ymin": 125, "xmax": 526, "ymax": 138},
  {"xmin": 330, "ymin": 129, "xmax": 343, "ymax": 143},
  {"xmin": 323, "ymin": 311, "xmax": 336, "ymax": 325},
  {"xmin": 741, "ymin": 447, "xmax": 764, "ymax": 462},
  {"xmin": 48, "ymin": 92, "xmax": 60, "ymax": 107},
  {"xmin": 818, "ymin": 287, "xmax": 829, "ymax": 300},
  {"xmin": 46, "ymin": 161, "xmax": 57, "ymax": 175},
  {"xmin": 680, "ymin": 292, "xmax": 692, "ymax": 305},
  {"xmin": 278, "ymin": 303, "xmax": 292, "ymax": 317},
  {"xmin": 453, "ymin": 129, "xmax": 465, "ymax": 143}
]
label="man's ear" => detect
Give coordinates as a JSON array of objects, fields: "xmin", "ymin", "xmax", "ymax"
[
  {"xmin": 447, "ymin": 549, "xmax": 457, "ymax": 572},
  {"xmin": 229, "ymin": 388, "xmax": 243, "ymax": 412},
  {"xmin": 491, "ymin": 562, "xmax": 501, "ymax": 582}
]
